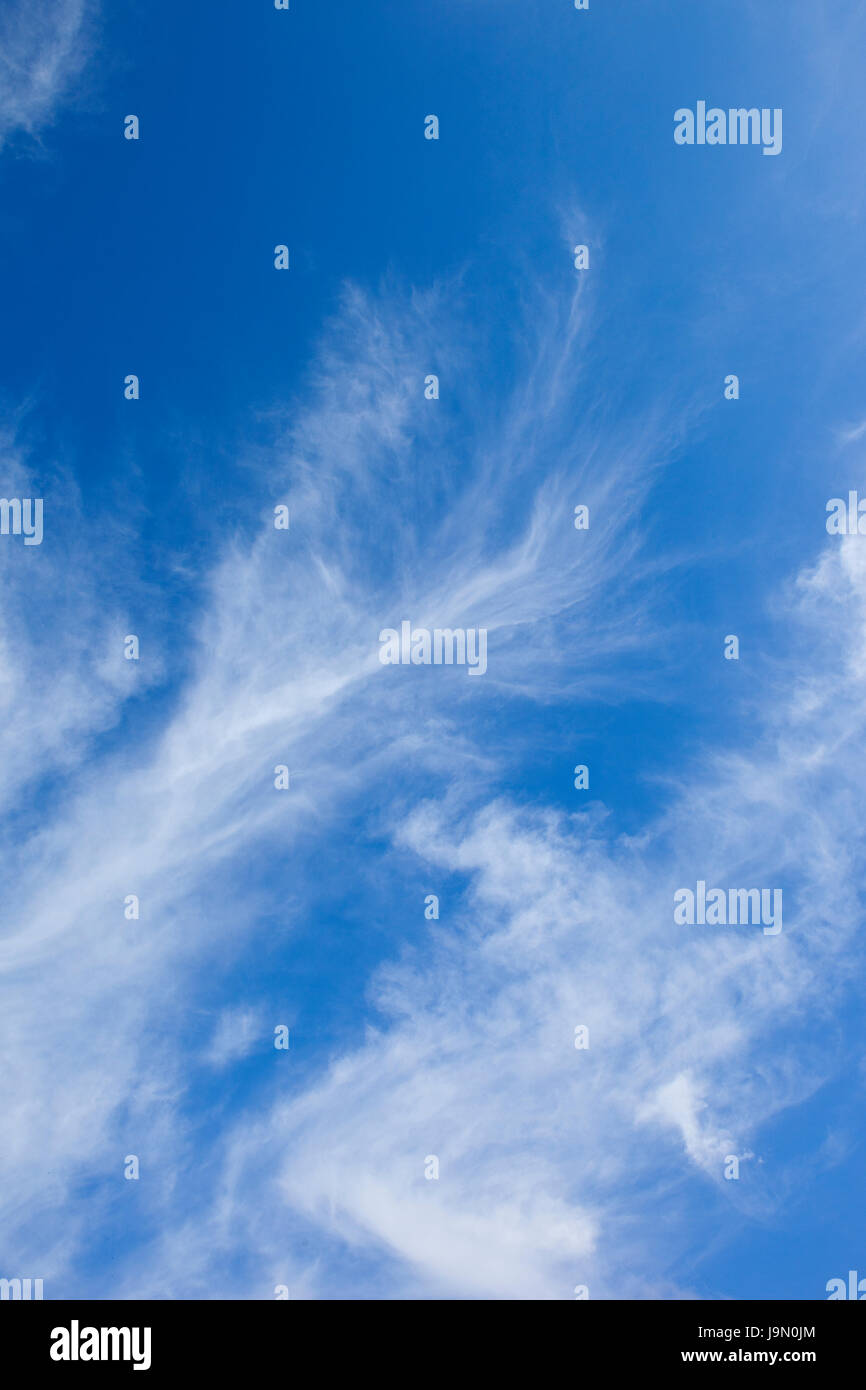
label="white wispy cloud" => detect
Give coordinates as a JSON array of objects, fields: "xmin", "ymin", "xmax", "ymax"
[
  {"xmin": 206, "ymin": 1008, "xmax": 265, "ymax": 1069},
  {"xmin": 2, "ymin": 264, "xmax": 863, "ymax": 1303},
  {"xmin": 193, "ymin": 539, "xmax": 866, "ymax": 1300},
  {"xmin": 0, "ymin": 269, "xmax": 661, "ymax": 1291},
  {"xmin": 0, "ymin": 2, "xmax": 94, "ymax": 152}
]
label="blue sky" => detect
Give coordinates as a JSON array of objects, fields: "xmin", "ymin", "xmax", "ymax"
[{"xmin": 1, "ymin": 0, "xmax": 865, "ymax": 1300}]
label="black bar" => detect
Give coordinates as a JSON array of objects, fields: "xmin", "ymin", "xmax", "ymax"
[{"xmin": 1, "ymin": 1299, "xmax": 859, "ymax": 1375}]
